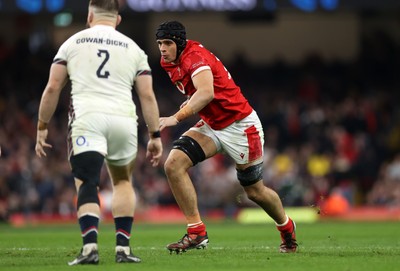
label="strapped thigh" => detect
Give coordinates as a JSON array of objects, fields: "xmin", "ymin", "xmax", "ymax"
[{"xmin": 172, "ymin": 135, "xmax": 206, "ymax": 166}]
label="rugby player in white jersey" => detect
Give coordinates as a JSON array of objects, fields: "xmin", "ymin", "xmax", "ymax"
[{"xmin": 35, "ymin": 0, "xmax": 162, "ymax": 265}]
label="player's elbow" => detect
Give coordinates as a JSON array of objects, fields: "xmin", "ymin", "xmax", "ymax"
[
  {"xmin": 44, "ymin": 84, "xmax": 60, "ymax": 96},
  {"xmin": 46, "ymin": 78, "xmax": 66, "ymax": 95}
]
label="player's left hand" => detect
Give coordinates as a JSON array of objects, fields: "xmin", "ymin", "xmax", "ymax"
[
  {"xmin": 35, "ymin": 129, "xmax": 52, "ymax": 157},
  {"xmin": 159, "ymin": 116, "xmax": 179, "ymax": 131}
]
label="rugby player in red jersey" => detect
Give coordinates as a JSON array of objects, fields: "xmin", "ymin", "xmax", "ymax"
[{"xmin": 156, "ymin": 21, "xmax": 297, "ymax": 254}]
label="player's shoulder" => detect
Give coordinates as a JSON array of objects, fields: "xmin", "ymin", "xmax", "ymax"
[
  {"xmin": 181, "ymin": 40, "xmax": 212, "ymax": 66},
  {"xmin": 61, "ymin": 28, "xmax": 93, "ymax": 45},
  {"xmin": 71, "ymin": 27, "xmax": 93, "ymax": 39},
  {"xmin": 185, "ymin": 40, "xmax": 206, "ymax": 53},
  {"xmin": 112, "ymin": 29, "xmax": 133, "ymax": 42},
  {"xmin": 113, "ymin": 30, "xmax": 144, "ymax": 51},
  {"xmin": 184, "ymin": 40, "xmax": 212, "ymax": 59}
]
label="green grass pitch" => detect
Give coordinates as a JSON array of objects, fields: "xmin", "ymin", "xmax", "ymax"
[{"xmin": 0, "ymin": 220, "xmax": 398, "ymax": 271}]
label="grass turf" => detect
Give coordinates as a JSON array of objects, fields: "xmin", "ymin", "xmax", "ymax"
[{"xmin": 0, "ymin": 220, "xmax": 398, "ymax": 271}]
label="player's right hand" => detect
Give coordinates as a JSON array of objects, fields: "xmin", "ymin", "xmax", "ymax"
[
  {"xmin": 146, "ymin": 139, "xmax": 162, "ymax": 167},
  {"xmin": 35, "ymin": 129, "xmax": 52, "ymax": 157},
  {"xmin": 159, "ymin": 116, "xmax": 179, "ymax": 131}
]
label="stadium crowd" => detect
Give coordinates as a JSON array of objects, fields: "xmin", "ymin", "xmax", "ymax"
[{"xmin": 0, "ymin": 28, "xmax": 399, "ymax": 222}]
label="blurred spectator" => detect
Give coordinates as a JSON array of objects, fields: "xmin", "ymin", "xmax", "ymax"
[{"xmin": 367, "ymin": 155, "xmax": 400, "ymax": 207}]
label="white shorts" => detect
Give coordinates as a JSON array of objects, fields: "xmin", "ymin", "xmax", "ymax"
[
  {"xmin": 68, "ymin": 113, "xmax": 138, "ymax": 166},
  {"xmin": 190, "ymin": 110, "xmax": 264, "ymax": 165}
]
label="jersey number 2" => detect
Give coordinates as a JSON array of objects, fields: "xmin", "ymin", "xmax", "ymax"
[{"xmin": 96, "ymin": 49, "xmax": 110, "ymax": 79}]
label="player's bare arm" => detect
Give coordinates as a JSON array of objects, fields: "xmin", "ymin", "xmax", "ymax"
[
  {"xmin": 159, "ymin": 69, "xmax": 214, "ymax": 130},
  {"xmin": 35, "ymin": 63, "xmax": 68, "ymax": 157},
  {"xmin": 134, "ymin": 74, "xmax": 163, "ymax": 166},
  {"xmin": 188, "ymin": 69, "xmax": 214, "ymax": 111},
  {"xmin": 135, "ymin": 74, "xmax": 160, "ymax": 132}
]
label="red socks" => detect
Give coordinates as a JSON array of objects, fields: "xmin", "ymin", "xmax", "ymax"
[
  {"xmin": 187, "ymin": 221, "xmax": 206, "ymax": 235},
  {"xmin": 276, "ymin": 216, "xmax": 294, "ymax": 233}
]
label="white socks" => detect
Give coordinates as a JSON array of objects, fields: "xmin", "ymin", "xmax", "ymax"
[
  {"xmin": 82, "ymin": 243, "xmax": 98, "ymax": 256},
  {"xmin": 116, "ymin": 246, "xmax": 130, "ymax": 255}
]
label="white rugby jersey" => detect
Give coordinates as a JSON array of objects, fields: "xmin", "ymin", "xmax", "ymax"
[{"xmin": 54, "ymin": 25, "xmax": 151, "ymax": 119}]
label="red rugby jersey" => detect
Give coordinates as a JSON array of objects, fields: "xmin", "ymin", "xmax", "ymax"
[{"xmin": 160, "ymin": 40, "xmax": 253, "ymax": 130}]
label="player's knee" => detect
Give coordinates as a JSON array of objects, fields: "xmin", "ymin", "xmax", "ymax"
[
  {"xmin": 236, "ymin": 162, "xmax": 263, "ymax": 187},
  {"xmin": 164, "ymin": 153, "xmax": 189, "ymax": 177},
  {"xmin": 164, "ymin": 156, "xmax": 177, "ymax": 176},
  {"xmin": 70, "ymin": 152, "xmax": 104, "ymax": 209},
  {"xmin": 171, "ymin": 135, "xmax": 206, "ymax": 166}
]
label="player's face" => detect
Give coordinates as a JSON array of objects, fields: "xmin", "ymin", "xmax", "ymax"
[{"xmin": 157, "ymin": 39, "xmax": 177, "ymax": 63}]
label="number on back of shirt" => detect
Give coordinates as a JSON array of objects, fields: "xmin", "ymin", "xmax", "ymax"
[{"xmin": 96, "ymin": 49, "xmax": 110, "ymax": 79}]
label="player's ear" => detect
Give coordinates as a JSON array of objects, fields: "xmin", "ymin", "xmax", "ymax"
[
  {"xmin": 116, "ymin": 15, "xmax": 122, "ymax": 26},
  {"xmin": 87, "ymin": 10, "xmax": 94, "ymax": 25}
]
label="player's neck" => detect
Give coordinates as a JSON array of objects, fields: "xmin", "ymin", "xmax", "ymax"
[
  {"xmin": 90, "ymin": 20, "xmax": 116, "ymax": 28},
  {"xmin": 172, "ymin": 54, "xmax": 182, "ymax": 65}
]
